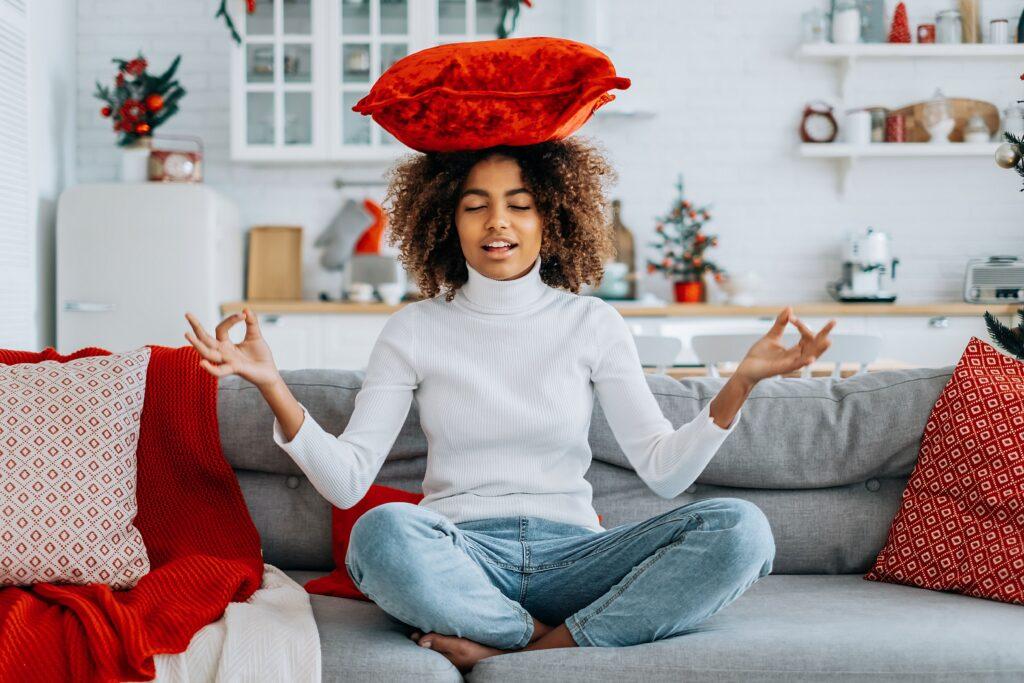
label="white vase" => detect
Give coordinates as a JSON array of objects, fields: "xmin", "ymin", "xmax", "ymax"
[{"xmin": 120, "ymin": 136, "xmax": 152, "ymax": 182}]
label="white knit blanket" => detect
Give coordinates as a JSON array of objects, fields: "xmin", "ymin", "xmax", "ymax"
[{"xmin": 149, "ymin": 564, "xmax": 321, "ymax": 683}]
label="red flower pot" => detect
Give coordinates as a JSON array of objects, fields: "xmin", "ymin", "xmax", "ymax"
[{"xmin": 674, "ymin": 280, "xmax": 704, "ymax": 303}]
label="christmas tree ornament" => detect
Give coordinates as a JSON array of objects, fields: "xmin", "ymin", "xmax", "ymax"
[
  {"xmin": 888, "ymin": 2, "xmax": 911, "ymax": 43},
  {"xmin": 995, "ymin": 141, "xmax": 1021, "ymax": 168}
]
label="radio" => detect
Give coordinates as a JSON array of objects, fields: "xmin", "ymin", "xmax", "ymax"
[{"xmin": 963, "ymin": 256, "xmax": 1024, "ymax": 303}]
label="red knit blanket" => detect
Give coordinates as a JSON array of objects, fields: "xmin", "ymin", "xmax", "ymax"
[{"xmin": 0, "ymin": 345, "xmax": 264, "ymax": 683}]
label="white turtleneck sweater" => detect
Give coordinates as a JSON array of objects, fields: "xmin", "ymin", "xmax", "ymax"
[{"xmin": 272, "ymin": 255, "xmax": 740, "ymax": 532}]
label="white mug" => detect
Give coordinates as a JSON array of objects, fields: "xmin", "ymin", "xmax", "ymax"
[
  {"xmin": 844, "ymin": 109, "xmax": 873, "ymax": 146},
  {"xmin": 347, "ymin": 282, "xmax": 375, "ymax": 303}
]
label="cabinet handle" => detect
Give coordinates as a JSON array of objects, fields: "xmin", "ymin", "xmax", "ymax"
[
  {"xmin": 928, "ymin": 316, "xmax": 949, "ymax": 329},
  {"xmin": 63, "ymin": 301, "xmax": 116, "ymax": 313}
]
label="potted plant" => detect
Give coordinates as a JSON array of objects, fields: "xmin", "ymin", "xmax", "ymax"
[
  {"xmin": 94, "ymin": 52, "xmax": 185, "ymax": 181},
  {"xmin": 646, "ymin": 174, "xmax": 724, "ymax": 303}
]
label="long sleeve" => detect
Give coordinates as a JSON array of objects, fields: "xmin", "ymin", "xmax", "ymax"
[
  {"xmin": 271, "ymin": 306, "xmax": 419, "ymax": 509},
  {"xmin": 588, "ymin": 300, "xmax": 740, "ymax": 500}
]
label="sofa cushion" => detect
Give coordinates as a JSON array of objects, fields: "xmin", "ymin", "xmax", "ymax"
[
  {"xmin": 467, "ymin": 575, "xmax": 1024, "ymax": 682},
  {"xmin": 865, "ymin": 338, "xmax": 1024, "ymax": 605},
  {"xmin": 286, "ymin": 570, "xmax": 460, "ymax": 682}
]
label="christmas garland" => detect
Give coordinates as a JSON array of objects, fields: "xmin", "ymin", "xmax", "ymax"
[{"xmin": 216, "ymin": 0, "xmax": 531, "ymax": 44}]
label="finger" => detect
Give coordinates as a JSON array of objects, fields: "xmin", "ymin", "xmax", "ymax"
[
  {"xmin": 215, "ymin": 312, "xmax": 244, "ymax": 342},
  {"xmin": 243, "ymin": 307, "xmax": 263, "ymax": 341},
  {"xmin": 816, "ymin": 319, "xmax": 837, "ymax": 340},
  {"xmin": 767, "ymin": 307, "xmax": 791, "ymax": 338},
  {"xmin": 199, "ymin": 358, "xmax": 234, "ymax": 377},
  {"xmin": 185, "ymin": 312, "xmax": 218, "ymax": 347},
  {"xmin": 789, "ymin": 316, "xmax": 814, "ymax": 341},
  {"xmin": 184, "ymin": 331, "xmax": 224, "ymax": 363}
]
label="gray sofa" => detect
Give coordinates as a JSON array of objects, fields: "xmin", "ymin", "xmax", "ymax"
[{"xmin": 217, "ymin": 367, "xmax": 1024, "ymax": 682}]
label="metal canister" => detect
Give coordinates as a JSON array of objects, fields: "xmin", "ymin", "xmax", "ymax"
[{"xmin": 885, "ymin": 113, "xmax": 906, "ymax": 142}]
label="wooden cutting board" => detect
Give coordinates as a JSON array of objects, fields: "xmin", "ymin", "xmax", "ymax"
[{"xmin": 889, "ymin": 98, "xmax": 998, "ymax": 142}]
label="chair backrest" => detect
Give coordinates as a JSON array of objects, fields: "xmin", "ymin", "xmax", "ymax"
[
  {"xmin": 691, "ymin": 333, "xmax": 883, "ymax": 379},
  {"xmin": 633, "ymin": 335, "xmax": 683, "ymax": 374}
]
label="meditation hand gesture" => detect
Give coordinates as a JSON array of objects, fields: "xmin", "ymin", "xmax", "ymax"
[
  {"xmin": 184, "ymin": 308, "xmax": 281, "ymax": 388},
  {"xmin": 735, "ymin": 307, "xmax": 835, "ymax": 383}
]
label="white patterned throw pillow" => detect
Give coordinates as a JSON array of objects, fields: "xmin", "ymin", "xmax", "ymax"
[{"xmin": 1, "ymin": 348, "xmax": 152, "ymax": 588}]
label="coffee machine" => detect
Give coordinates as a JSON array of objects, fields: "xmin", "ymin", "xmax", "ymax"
[{"xmin": 827, "ymin": 227, "xmax": 899, "ymax": 302}]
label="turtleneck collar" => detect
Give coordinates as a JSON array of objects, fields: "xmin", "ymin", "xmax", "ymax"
[{"xmin": 455, "ymin": 255, "xmax": 549, "ymax": 314}]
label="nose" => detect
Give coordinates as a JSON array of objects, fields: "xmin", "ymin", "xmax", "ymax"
[{"xmin": 485, "ymin": 204, "xmax": 512, "ymax": 230}]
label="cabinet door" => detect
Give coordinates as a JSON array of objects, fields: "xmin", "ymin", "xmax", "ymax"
[
  {"xmin": 230, "ymin": 0, "xmax": 326, "ymax": 161},
  {"xmin": 254, "ymin": 314, "xmax": 321, "ymax": 370},
  {"xmin": 864, "ymin": 315, "xmax": 997, "ymax": 368},
  {"xmin": 320, "ymin": 314, "xmax": 389, "ymax": 370}
]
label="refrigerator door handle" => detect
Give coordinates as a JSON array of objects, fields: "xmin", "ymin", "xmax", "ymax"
[{"xmin": 63, "ymin": 301, "xmax": 117, "ymax": 313}]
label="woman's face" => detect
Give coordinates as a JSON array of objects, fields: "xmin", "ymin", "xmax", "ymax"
[{"xmin": 455, "ymin": 154, "xmax": 542, "ymax": 281}]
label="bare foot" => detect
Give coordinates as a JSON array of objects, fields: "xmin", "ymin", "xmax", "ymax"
[{"xmin": 410, "ymin": 630, "xmax": 503, "ymax": 673}]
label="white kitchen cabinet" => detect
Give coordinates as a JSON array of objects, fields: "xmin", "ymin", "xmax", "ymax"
[
  {"xmin": 255, "ymin": 314, "xmax": 322, "ymax": 370},
  {"xmin": 230, "ymin": 0, "xmax": 577, "ymax": 162},
  {"xmin": 863, "ymin": 315, "xmax": 993, "ymax": 369},
  {"xmin": 320, "ymin": 314, "xmax": 389, "ymax": 370}
]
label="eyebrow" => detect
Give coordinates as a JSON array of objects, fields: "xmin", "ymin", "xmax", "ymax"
[{"xmin": 459, "ymin": 187, "xmax": 531, "ymax": 199}]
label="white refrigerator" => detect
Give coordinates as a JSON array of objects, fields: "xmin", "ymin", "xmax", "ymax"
[{"xmin": 56, "ymin": 183, "xmax": 243, "ymax": 353}]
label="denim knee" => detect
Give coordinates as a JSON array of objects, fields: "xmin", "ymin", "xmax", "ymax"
[
  {"xmin": 710, "ymin": 497, "xmax": 776, "ymax": 577},
  {"xmin": 345, "ymin": 501, "xmax": 426, "ymax": 586}
]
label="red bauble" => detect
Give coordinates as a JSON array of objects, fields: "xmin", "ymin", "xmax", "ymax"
[
  {"xmin": 246, "ymin": 0, "xmax": 256, "ymax": 11},
  {"xmin": 135, "ymin": 122, "xmax": 151, "ymax": 134},
  {"xmin": 888, "ymin": 2, "xmax": 911, "ymax": 43},
  {"xmin": 100, "ymin": 105, "xmax": 112, "ymax": 117},
  {"xmin": 145, "ymin": 93, "xmax": 164, "ymax": 112}
]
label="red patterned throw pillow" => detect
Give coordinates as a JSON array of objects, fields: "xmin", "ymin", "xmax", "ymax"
[
  {"xmin": 864, "ymin": 337, "xmax": 1024, "ymax": 604},
  {"xmin": 1, "ymin": 348, "xmax": 152, "ymax": 588}
]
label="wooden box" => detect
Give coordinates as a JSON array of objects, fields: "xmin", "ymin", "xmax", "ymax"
[{"xmin": 246, "ymin": 226, "xmax": 303, "ymax": 300}]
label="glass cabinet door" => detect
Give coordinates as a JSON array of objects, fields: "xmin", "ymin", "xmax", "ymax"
[
  {"xmin": 336, "ymin": 0, "xmax": 409, "ymax": 150},
  {"xmin": 436, "ymin": 0, "xmax": 499, "ymax": 44},
  {"xmin": 236, "ymin": 0, "xmax": 320, "ymax": 157}
]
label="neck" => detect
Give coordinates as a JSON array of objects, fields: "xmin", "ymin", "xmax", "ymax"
[{"xmin": 456, "ymin": 255, "xmax": 549, "ymax": 314}]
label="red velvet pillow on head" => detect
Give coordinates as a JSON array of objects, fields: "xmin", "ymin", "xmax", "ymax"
[
  {"xmin": 864, "ymin": 337, "xmax": 1024, "ymax": 605},
  {"xmin": 352, "ymin": 36, "xmax": 631, "ymax": 152}
]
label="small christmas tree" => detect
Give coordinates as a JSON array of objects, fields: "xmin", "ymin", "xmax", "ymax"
[
  {"xmin": 888, "ymin": 2, "xmax": 911, "ymax": 43},
  {"xmin": 645, "ymin": 174, "xmax": 723, "ymax": 285},
  {"xmin": 93, "ymin": 52, "xmax": 185, "ymax": 146}
]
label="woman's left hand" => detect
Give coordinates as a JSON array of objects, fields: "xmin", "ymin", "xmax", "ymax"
[{"xmin": 735, "ymin": 307, "xmax": 836, "ymax": 383}]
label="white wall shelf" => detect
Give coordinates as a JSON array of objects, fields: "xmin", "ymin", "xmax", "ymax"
[
  {"xmin": 800, "ymin": 142, "xmax": 1000, "ymax": 195},
  {"xmin": 795, "ymin": 42, "xmax": 1024, "ymax": 98}
]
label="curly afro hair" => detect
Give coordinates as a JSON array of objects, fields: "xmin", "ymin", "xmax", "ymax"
[{"xmin": 382, "ymin": 136, "xmax": 619, "ymax": 302}]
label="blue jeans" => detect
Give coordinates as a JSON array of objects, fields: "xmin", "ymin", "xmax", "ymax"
[{"xmin": 344, "ymin": 497, "xmax": 775, "ymax": 649}]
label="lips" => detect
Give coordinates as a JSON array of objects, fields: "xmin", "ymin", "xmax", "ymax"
[{"xmin": 482, "ymin": 243, "xmax": 517, "ymax": 253}]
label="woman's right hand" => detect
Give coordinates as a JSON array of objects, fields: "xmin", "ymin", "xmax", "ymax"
[{"xmin": 184, "ymin": 308, "xmax": 282, "ymax": 388}]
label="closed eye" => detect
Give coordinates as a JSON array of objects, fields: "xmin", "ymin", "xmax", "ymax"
[{"xmin": 464, "ymin": 205, "xmax": 532, "ymax": 211}]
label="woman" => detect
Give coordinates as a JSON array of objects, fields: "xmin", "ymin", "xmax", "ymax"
[{"xmin": 184, "ymin": 137, "xmax": 834, "ymax": 673}]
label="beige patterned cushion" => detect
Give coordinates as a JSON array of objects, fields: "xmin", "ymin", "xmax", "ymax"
[{"xmin": 1, "ymin": 348, "xmax": 152, "ymax": 588}]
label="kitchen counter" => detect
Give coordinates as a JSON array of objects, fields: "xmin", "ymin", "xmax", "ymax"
[{"xmin": 220, "ymin": 300, "xmax": 1020, "ymax": 318}]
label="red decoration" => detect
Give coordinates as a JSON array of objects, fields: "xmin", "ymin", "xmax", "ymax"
[
  {"xmin": 351, "ymin": 36, "xmax": 630, "ymax": 152},
  {"xmin": 145, "ymin": 93, "xmax": 164, "ymax": 111},
  {"xmin": 864, "ymin": 338, "xmax": 1024, "ymax": 605},
  {"xmin": 888, "ymin": 2, "xmax": 911, "ymax": 43},
  {"xmin": 100, "ymin": 105, "xmax": 111, "ymax": 117},
  {"xmin": 353, "ymin": 199, "xmax": 387, "ymax": 254},
  {"xmin": 885, "ymin": 113, "xmax": 906, "ymax": 142},
  {"xmin": 0, "ymin": 345, "xmax": 263, "ymax": 682},
  {"xmin": 674, "ymin": 280, "xmax": 704, "ymax": 303}
]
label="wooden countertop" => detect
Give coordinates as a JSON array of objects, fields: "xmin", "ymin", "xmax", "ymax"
[{"xmin": 220, "ymin": 300, "xmax": 1020, "ymax": 318}]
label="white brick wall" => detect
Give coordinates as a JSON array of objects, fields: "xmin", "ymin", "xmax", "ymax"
[{"xmin": 77, "ymin": 0, "xmax": 1024, "ymax": 303}]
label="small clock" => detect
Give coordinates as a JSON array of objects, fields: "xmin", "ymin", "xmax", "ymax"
[
  {"xmin": 800, "ymin": 101, "xmax": 838, "ymax": 143},
  {"xmin": 147, "ymin": 135, "xmax": 204, "ymax": 183}
]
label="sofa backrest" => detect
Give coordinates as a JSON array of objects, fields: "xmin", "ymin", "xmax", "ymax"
[{"xmin": 217, "ymin": 367, "xmax": 952, "ymax": 575}]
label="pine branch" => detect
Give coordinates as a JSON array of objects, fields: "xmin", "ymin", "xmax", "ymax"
[
  {"xmin": 216, "ymin": 0, "xmax": 243, "ymax": 45},
  {"xmin": 984, "ymin": 310, "xmax": 1024, "ymax": 359}
]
